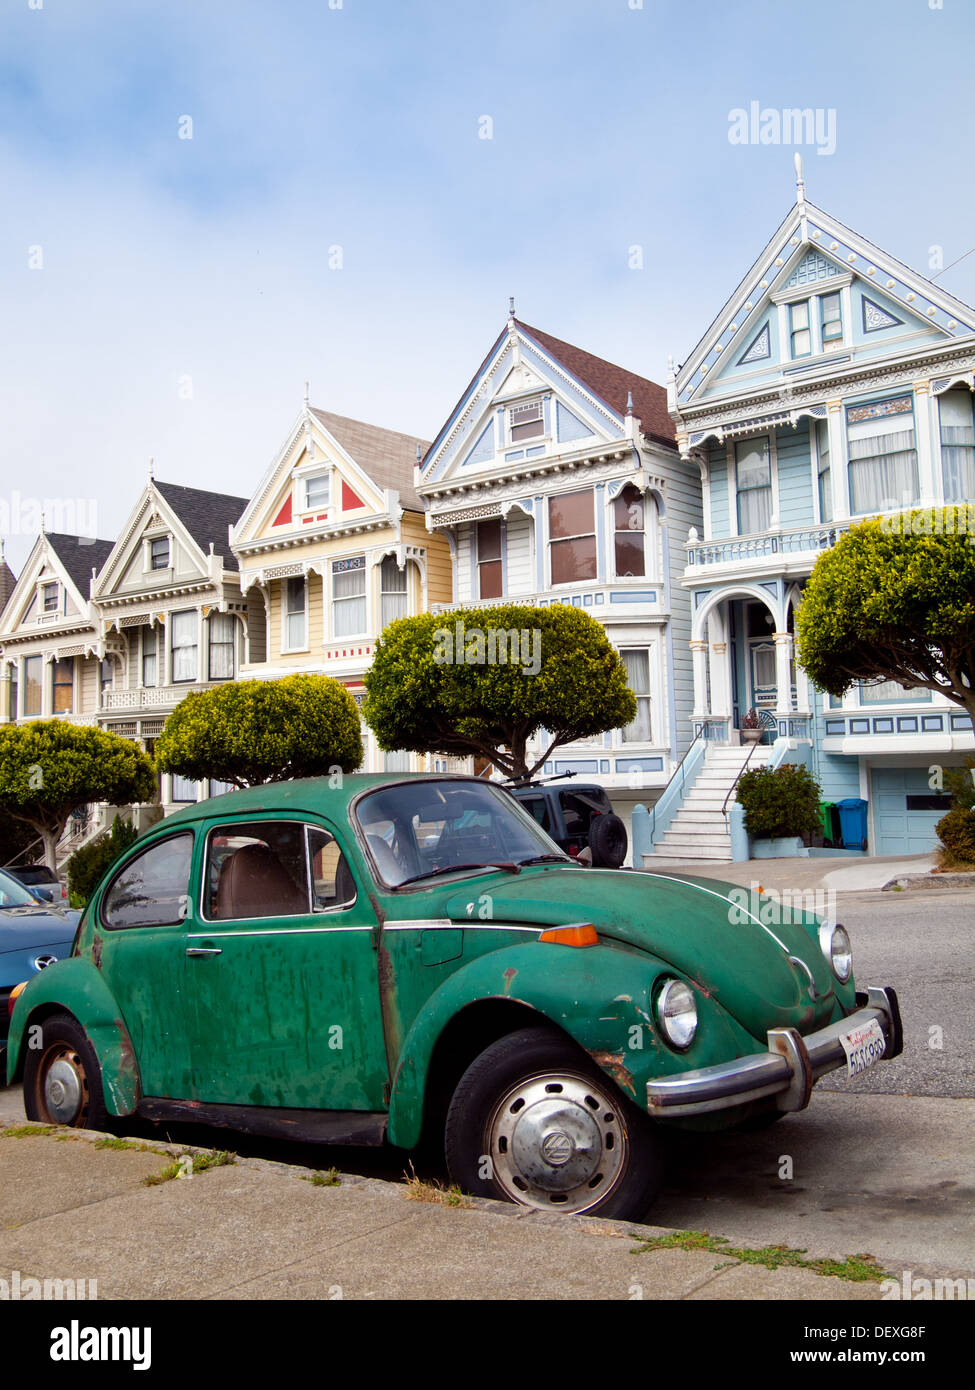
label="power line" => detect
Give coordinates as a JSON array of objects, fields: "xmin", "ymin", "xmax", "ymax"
[{"xmin": 931, "ymin": 245, "xmax": 975, "ymax": 279}]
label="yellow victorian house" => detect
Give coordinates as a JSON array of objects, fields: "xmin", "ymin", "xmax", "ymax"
[{"xmin": 230, "ymin": 401, "xmax": 453, "ymax": 771}]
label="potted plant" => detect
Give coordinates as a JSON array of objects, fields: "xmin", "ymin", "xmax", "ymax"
[{"xmin": 740, "ymin": 708, "xmax": 763, "ymax": 744}]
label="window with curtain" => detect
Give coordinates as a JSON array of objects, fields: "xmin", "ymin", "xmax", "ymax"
[
  {"xmin": 24, "ymin": 656, "xmax": 42, "ymax": 716},
  {"xmin": 384, "ymin": 749, "xmax": 411, "ymax": 772},
  {"xmin": 142, "ymin": 626, "xmax": 157, "ymax": 687},
  {"xmin": 549, "ymin": 489, "xmax": 596, "ymax": 586},
  {"xmin": 380, "ymin": 557, "xmax": 408, "ymax": 628},
  {"xmin": 9, "ymin": 664, "xmax": 18, "ymax": 719},
  {"xmin": 171, "ymin": 610, "xmax": 198, "ymax": 683},
  {"xmin": 42, "ymin": 583, "xmax": 59, "ymax": 613},
  {"xmin": 170, "ymin": 775, "xmax": 198, "ymax": 803},
  {"xmin": 621, "ymin": 649, "xmax": 652, "ymax": 744},
  {"xmin": 614, "ymin": 485, "xmax": 645, "ymax": 577},
  {"xmin": 284, "ymin": 576, "xmax": 306, "ymax": 650},
  {"xmin": 735, "ymin": 437, "xmax": 772, "ymax": 534},
  {"xmin": 476, "ymin": 520, "xmax": 503, "ymax": 598},
  {"xmin": 790, "ymin": 300, "xmax": 811, "ymax": 357},
  {"xmin": 859, "ymin": 679, "xmax": 928, "ymax": 705},
  {"xmin": 509, "ymin": 400, "xmax": 544, "ymax": 442},
  {"xmin": 333, "ymin": 557, "xmax": 366, "ymax": 637},
  {"xmin": 938, "ymin": 388, "xmax": 975, "ymax": 502},
  {"xmin": 52, "ymin": 657, "xmax": 73, "ymax": 714},
  {"xmin": 817, "ymin": 420, "xmax": 832, "ymax": 522},
  {"xmin": 208, "ymin": 613, "xmax": 235, "ymax": 680},
  {"xmin": 846, "ymin": 396, "xmax": 918, "ymax": 514}
]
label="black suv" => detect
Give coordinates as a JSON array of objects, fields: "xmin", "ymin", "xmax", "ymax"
[
  {"xmin": 507, "ymin": 781, "xmax": 628, "ymax": 868},
  {"xmin": 5, "ymin": 864, "xmax": 67, "ymax": 906}
]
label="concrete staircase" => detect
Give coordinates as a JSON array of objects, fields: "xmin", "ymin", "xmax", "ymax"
[{"xmin": 646, "ymin": 744, "xmax": 771, "ymax": 861}]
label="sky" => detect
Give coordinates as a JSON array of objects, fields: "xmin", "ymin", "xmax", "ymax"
[{"xmin": 2, "ymin": 0, "xmax": 974, "ymax": 571}]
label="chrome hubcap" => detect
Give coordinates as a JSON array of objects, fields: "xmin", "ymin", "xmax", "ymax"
[
  {"xmin": 43, "ymin": 1052, "xmax": 86, "ymax": 1125},
  {"xmin": 487, "ymin": 1073, "xmax": 627, "ymax": 1213}
]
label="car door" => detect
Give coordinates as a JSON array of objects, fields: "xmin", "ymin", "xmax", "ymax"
[
  {"xmin": 95, "ymin": 830, "xmax": 196, "ymax": 1099},
  {"xmin": 182, "ymin": 814, "xmax": 388, "ymax": 1111}
]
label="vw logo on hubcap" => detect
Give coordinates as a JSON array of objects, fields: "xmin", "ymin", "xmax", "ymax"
[{"xmin": 540, "ymin": 1129, "xmax": 574, "ymax": 1166}]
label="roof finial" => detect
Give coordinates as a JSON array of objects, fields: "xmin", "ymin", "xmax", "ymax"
[
  {"xmin": 626, "ymin": 389, "xmax": 634, "ymax": 416},
  {"xmin": 508, "ymin": 295, "xmax": 516, "ymax": 320},
  {"xmin": 415, "ymin": 442, "xmax": 422, "ymax": 464},
  {"xmin": 148, "ymin": 455, "xmax": 154, "ymax": 481},
  {"xmin": 794, "ymin": 151, "xmax": 805, "ymax": 206},
  {"xmin": 303, "ymin": 380, "xmax": 309, "ymax": 408}
]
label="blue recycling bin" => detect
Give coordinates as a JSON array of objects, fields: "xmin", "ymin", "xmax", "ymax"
[{"xmin": 835, "ymin": 798, "xmax": 868, "ymax": 850}]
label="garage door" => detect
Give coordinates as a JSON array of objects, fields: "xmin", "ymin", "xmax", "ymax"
[{"xmin": 872, "ymin": 767, "xmax": 954, "ymax": 856}]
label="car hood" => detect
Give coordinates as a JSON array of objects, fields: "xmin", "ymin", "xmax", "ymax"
[
  {"xmin": 443, "ymin": 867, "xmax": 835, "ymax": 1039},
  {"xmin": 0, "ymin": 908, "xmax": 76, "ymax": 959}
]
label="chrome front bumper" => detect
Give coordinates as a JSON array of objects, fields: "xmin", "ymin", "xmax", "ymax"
[{"xmin": 646, "ymin": 985, "xmax": 902, "ymax": 1118}]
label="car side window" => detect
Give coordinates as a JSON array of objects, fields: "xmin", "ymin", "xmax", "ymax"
[
  {"xmin": 205, "ymin": 821, "xmax": 310, "ymax": 922},
  {"xmin": 520, "ymin": 796, "xmax": 553, "ymax": 834},
  {"xmin": 559, "ymin": 792, "xmax": 591, "ymax": 839},
  {"xmin": 102, "ymin": 834, "xmax": 193, "ymax": 931},
  {"xmin": 307, "ymin": 828, "xmax": 356, "ymax": 911}
]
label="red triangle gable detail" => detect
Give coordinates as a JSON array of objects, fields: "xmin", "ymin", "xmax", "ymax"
[
  {"xmin": 272, "ymin": 493, "xmax": 293, "ymax": 527},
  {"xmin": 342, "ymin": 479, "xmax": 365, "ymax": 510}
]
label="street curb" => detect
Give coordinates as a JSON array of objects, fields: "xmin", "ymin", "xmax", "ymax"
[{"xmin": 882, "ymin": 871, "xmax": 975, "ymax": 891}]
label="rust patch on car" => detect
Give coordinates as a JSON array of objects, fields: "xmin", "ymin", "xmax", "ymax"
[
  {"xmin": 91, "ymin": 934, "xmax": 103, "ymax": 970},
  {"xmin": 502, "ymin": 967, "xmax": 517, "ymax": 996},
  {"xmin": 589, "ymin": 1050, "xmax": 636, "ymax": 1097}
]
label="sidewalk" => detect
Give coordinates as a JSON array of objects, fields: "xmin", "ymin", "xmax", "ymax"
[
  {"xmin": 0, "ymin": 1121, "xmax": 904, "ymax": 1301},
  {"xmin": 641, "ymin": 852, "xmax": 945, "ymax": 897}
]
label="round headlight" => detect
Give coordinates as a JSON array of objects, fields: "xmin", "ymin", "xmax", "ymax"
[
  {"xmin": 819, "ymin": 922, "xmax": 853, "ymax": 983},
  {"xmin": 656, "ymin": 978, "xmax": 698, "ymax": 1050}
]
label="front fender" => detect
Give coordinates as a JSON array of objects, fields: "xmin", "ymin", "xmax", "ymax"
[
  {"xmin": 386, "ymin": 938, "xmax": 746, "ymax": 1149},
  {"xmin": 6, "ymin": 958, "xmax": 141, "ymax": 1116}
]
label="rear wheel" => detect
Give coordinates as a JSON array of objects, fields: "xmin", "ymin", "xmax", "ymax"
[
  {"xmin": 23, "ymin": 1013, "xmax": 111, "ymax": 1131},
  {"xmin": 445, "ymin": 1026, "xmax": 662, "ymax": 1219}
]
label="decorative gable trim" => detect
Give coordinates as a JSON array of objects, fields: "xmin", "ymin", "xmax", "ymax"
[{"xmin": 862, "ymin": 296, "xmax": 903, "ymax": 333}]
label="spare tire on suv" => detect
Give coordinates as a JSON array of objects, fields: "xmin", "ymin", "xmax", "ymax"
[{"xmin": 588, "ymin": 812, "xmax": 627, "ymax": 868}]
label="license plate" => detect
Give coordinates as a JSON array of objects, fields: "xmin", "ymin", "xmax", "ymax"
[{"xmin": 840, "ymin": 1018, "xmax": 886, "ymax": 1077}]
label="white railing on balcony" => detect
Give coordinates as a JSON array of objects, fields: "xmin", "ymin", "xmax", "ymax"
[
  {"xmin": 685, "ymin": 522, "xmax": 851, "ymax": 568},
  {"xmin": 102, "ymin": 683, "xmax": 215, "ymax": 711},
  {"xmin": 431, "ymin": 581, "xmax": 660, "ymax": 616}
]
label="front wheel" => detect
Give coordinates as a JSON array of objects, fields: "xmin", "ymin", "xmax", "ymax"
[
  {"xmin": 445, "ymin": 1027, "xmax": 662, "ymax": 1219},
  {"xmin": 23, "ymin": 1012, "xmax": 111, "ymax": 1131}
]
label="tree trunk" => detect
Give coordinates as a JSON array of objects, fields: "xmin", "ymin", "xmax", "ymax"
[{"xmin": 39, "ymin": 827, "xmax": 60, "ymax": 874}]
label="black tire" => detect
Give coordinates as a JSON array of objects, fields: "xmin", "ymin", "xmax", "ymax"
[
  {"xmin": 444, "ymin": 1026, "xmax": 662, "ymax": 1219},
  {"xmin": 589, "ymin": 813, "xmax": 627, "ymax": 869},
  {"xmin": 23, "ymin": 1012, "xmax": 112, "ymax": 1132}
]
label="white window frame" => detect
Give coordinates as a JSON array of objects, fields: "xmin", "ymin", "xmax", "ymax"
[
  {"xmin": 815, "ymin": 419, "xmax": 832, "ymax": 524},
  {"xmin": 283, "ymin": 576, "xmax": 308, "ymax": 653},
  {"xmin": 612, "ymin": 484, "xmax": 648, "ymax": 580},
  {"xmin": 302, "ymin": 470, "xmax": 331, "ymax": 512},
  {"xmin": 508, "ymin": 399, "xmax": 545, "ymax": 444},
  {"xmin": 332, "ymin": 557, "xmax": 367, "ymax": 639},
  {"xmin": 171, "ymin": 610, "xmax": 199, "ymax": 684},
  {"xmin": 845, "ymin": 395, "xmax": 918, "ymax": 516},
  {"xmin": 208, "ymin": 612, "xmax": 236, "ymax": 681},
  {"xmin": 380, "ymin": 557, "xmax": 409, "ymax": 629},
  {"xmin": 734, "ymin": 436, "xmax": 773, "ymax": 536},
  {"xmin": 937, "ymin": 387, "xmax": 975, "ymax": 503},
  {"xmin": 142, "ymin": 625, "xmax": 158, "ymax": 687},
  {"xmin": 619, "ymin": 647, "xmax": 653, "ymax": 746}
]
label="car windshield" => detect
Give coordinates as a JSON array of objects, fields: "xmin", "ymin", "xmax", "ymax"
[
  {"xmin": 0, "ymin": 869, "xmax": 43, "ymax": 909},
  {"xmin": 355, "ymin": 780, "xmax": 570, "ymax": 887}
]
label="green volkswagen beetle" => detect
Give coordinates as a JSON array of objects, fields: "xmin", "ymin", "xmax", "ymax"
[{"xmin": 6, "ymin": 774, "xmax": 901, "ymax": 1219}]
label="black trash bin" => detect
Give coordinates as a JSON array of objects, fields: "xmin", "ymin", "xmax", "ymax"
[{"xmin": 835, "ymin": 798, "xmax": 868, "ymax": 851}]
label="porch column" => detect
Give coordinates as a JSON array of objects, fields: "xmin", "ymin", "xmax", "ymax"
[
  {"xmin": 690, "ymin": 639, "xmax": 709, "ymax": 718},
  {"xmin": 774, "ymin": 631, "xmax": 795, "ymax": 716},
  {"xmin": 913, "ymin": 379, "xmax": 936, "ymax": 503},
  {"xmin": 707, "ymin": 608, "xmax": 731, "ymax": 717}
]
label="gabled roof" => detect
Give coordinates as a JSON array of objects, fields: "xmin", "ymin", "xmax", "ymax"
[
  {"xmin": 153, "ymin": 481, "xmax": 249, "ymax": 572},
  {"xmin": 309, "ymin": 410, "xmax": 429, "ymax": 510},
  {"xmin": 515, "ymin": 320, "xmax": 676, "ymax": 450},
  {"xmin": 44, "ymin": 533, "xmax": 115, "ymax": 600}
]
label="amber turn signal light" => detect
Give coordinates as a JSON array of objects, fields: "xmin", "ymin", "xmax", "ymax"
[
  {"xmin": 538, "ymin": 924, "xmax": 598, "ymax": 947},
  {"xmin": 8, "ymin": 981, "xmax": 28, "ymax": 1018}
]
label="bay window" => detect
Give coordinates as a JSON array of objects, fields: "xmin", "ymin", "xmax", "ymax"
[
  {"xmin": 549, "ymin": 489, "xmax": 596, "ymax": 586},
  {"xmin": 171, "ymin": 610, "xmax": 199, "ymax": 683},
  {"xmin": 614, "ymin": 485, "xmax": 645, "ymax": 577},
  {"xmin": 333, "ymin": 557, "xmax": 366, "ymax": 637},
  {"xmin": 938, "ymin": 388, "xmax": 975, "ymax": 502},
  {"xmin": 735, "ymin": 437, "xmax": 772, "ymax": 534},
  {"xmin": 476, "ymin": 520, "xmax": 503, "ymax": 599},
  {"xmin": 380, "ymin": 557, "xmax": 408, "ymax": 627},
  {"xmin": 52, "ymin": 657, "xmax": 73, "ymax": 714},
  {"xmin": 846, "ymin": 395, "xmax": 918, "ymax": 514},
  {"xmin": 208, "ymin": 612, "xmax": 235, "ymax": 680}
]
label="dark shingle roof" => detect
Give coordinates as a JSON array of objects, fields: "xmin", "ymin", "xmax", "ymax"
[
  {"xmin": 309, "ymin": 410, "xmax": 429, "ymax": 511},
  {"xmin": 154, "ymin": 481, "xmax": 249, "ymax": 571},
  {"xmin": 515, "ymin": 321, "xmax": 676, "ymax": 450},
  {"xmin": 0, "ymin": 559, "xmax": 16, "ymax": 615},
  {"xmin": 45, "ymin": 533, "xmax": 115, "ymax": 600}
]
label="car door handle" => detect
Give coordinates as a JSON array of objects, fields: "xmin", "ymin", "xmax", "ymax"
[{"xmin": 186, "ymin": 946, "xmax": 222, "ymax": 958}]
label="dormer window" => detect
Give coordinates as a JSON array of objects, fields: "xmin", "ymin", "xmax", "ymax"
[
  {"xmin": 41, "ymin": 582, "xmax": 59, "ymax": 613},
  {"xmin": 821, "ymin": 293, "xmax": 843, "ymax": 345},
  {"xmin": 150, "ymin": 537, "xmax": 170, "ymax": 570},
  {"xmin": 509, "ymin": 401, "xmax": 544, "ymax": 442},
  {"xmin": 304, "ymin": 471, "xmax": 331, "ymax": 510}
]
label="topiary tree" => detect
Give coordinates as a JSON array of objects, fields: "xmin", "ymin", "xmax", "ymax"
[
  {"xmin": 155, "ymin": 674, "xmax": 363, "ymax": 788},
  {"xmin": 796, "ymin": 507, "xmax": 975, "ymax": 725},
  {"xmin": 66, "ymin": 814, "xmax": 140, "ymax": 907},
  {"xmin": 735, "ymin": 764, "xmax": 822, "ymax": 841},
  {"xmin": 0, "ymin": 722, "xmax": 157, "ymax": 871},
  {"xmin": 363, "ymin": 604, "xmax": 637, "ymax": 780}
]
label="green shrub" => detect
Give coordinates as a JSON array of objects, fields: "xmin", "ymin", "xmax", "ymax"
[
  {"xmin": 936, "ymin": 805, "xmax": 975, "ymax": 864},
  {"xmin": 66, "ymin": 815, "xmax": 139, "ymax": 906},
  {"xmin": 735, "ymin": 764, "xmax": 822, "ymax": 841},
  {"xmin": 943, "ymin": 757, "xmax": 975, "ymax": 812}
]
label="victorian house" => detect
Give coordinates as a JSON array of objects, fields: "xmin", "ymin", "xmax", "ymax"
[
  {"xmin": 229, "ymin": 401, "xmax": 453, "ymax": 771},
  {"xmin": 659, "ymin": 164, "xmax": 975, "ymax": 858},
  {"xmin": 416, "ymin": 313, "xmax": 702, "ymax": 834}
]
